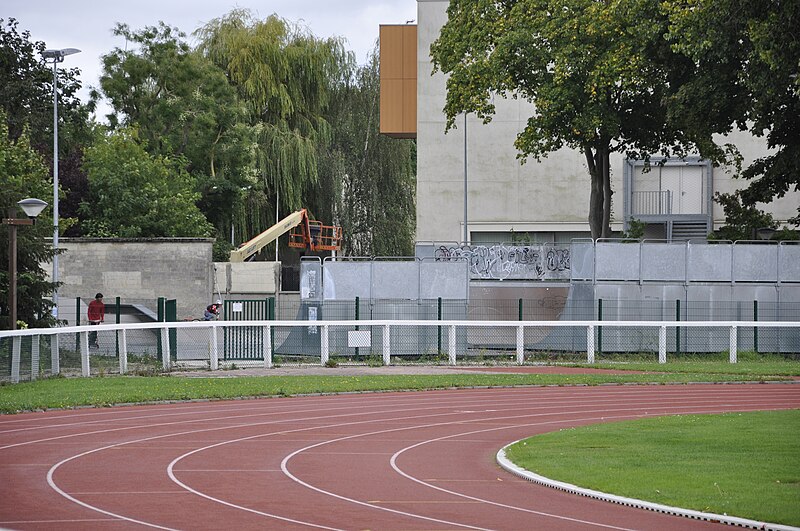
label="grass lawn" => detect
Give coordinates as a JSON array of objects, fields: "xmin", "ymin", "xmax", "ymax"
[
  {"xmin": 0, "ymin": 370, "xmax": 795, "ymax": 413},
  {"xmin": 505, "ymin": 410, "xmax": 800, "ymax": 527}
]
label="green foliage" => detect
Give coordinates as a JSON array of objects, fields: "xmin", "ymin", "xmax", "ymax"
[
  {"xmin": 709, "ymin": 192, "xmax": 777, "ymax": 241},
  {"xmin": 664, "ymin": 0, "xmax": 800, "ymax": 226},
  {"xmin": 318, "ymin": 47, "xmax": 416, "ymax": 256},
  {"xmin": 196, "ymin": 9, "xmax": 350, "ymax": 250},
  {"xmin": 0, "ymin": 114, "xmax": 58, "ymax": 329},
  {"xmin": 621, "ymin": 218, "xmax": 646, "ymax": 241},
  {"xmin": 81, "ymin": 127, "xmax": 213, "ymax": 237}
]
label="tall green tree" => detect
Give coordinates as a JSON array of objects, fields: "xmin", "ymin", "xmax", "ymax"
[
  {"xmin": 81, "ymin": 127, "xmax": 213, "ymax": 238},
  {"xmin": 664, "ymin": 0, "xmax": 800, "ymax": 226},
  {"xmin": 430, "ymin": 0, "xmax": 705, "ymax": 238},
  {"xmin": 317, "ymin": 47, "xmax": 416, "ymax": 256},
  {"xmin": 196, "ymin": 9, "xmax": 350, "ymax": 246},
  {"xmin": 98, "ymin": 22, "xmax": 255, "ymax": 242},
  {"xmin": 0, "ymin": 17, "xmax": 93, "ymax": 238},
  {"xmin": 0, "ymin": 114, "xmax": 58, "ymax": 329}
]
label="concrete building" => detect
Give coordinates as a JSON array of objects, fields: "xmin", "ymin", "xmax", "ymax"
[{"xmin": 381, "ymin": 0, "xmax": 799, "ymax": 247}]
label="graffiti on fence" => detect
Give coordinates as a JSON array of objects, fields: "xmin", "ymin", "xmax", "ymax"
[{"xmin": 434, "ymin": 243, "xmax": 571, "ymax": 280}]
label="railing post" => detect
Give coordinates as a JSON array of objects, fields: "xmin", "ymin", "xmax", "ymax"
[
  {"xmin": 321, "ymin": 324, "xmax": 330, "ymax": 365},
  {"xmin": 51, "ymin": 332, "xmax": 59, "ymax": 375},
  {"xmin": 11, "ymin": 337, "xmax": 21, "ymax": 383},
  {"xmin": 675, "ymin": 299, "xmax": 681, "ymax": 357},
  {"xmin": 210, "ymin": 324, "xmax": 219, "ymax": 371},
  {"xmin": 597, "ymin": 299, "xmax": 603, "ymax": 355},
  {"xmin": 80, "ymin": 331, "xmax": 90, "ymax": 377},
  {"xmin": 729, "ymin": 326, "xmax": 738, "ymax": 364},
  {"xmin": 115, "ymin": 296, "xmax": 121, "ymax": 359},
  {"xmin": 263, "ymin": 324, "xmax": 272, "ymax": 369},
  {"xmin": 383, "ymin": 324, "xmax": 391, "ymax": 365},
  {"xmin": 160, "ymin": 326, "xmax": 170, "ymax": 371},
  {"xmin": 437, "ymin": 297, "xmax": 442, "ymax": 355},
  {"xmin": 516, "ymin": 325, "xmax": 524, "ymax": 365},
  {"xmin": 753, "ymin": 300, "xmax": 758, "ymax": 353},
  {"xmin": 31, "ymin": 335, "xmax": 40, "ymax": 380},
  {"xmin": 448, "ymin": 325, "xmax": 456, "ymax": 365},
  {"xmin": 586, "ymin": 325, "xmax": 595, "ymax": 364},
  {"xmin": 119, "ymin": 329, "xmax": 128, "ymax": 374},
  {"xmin": 659, "ymin": 326, "xmax": 667, "ymax": 364}
]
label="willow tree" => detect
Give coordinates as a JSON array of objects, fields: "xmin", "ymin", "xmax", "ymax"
[
  {"xmin": 196, "ymin": 9, "xmax": 350, "ymax": 242},
  {"xmin": 316, "ymin": 47, "xmax": 416, "ymax": 256},
  {"xmin": 430, "ymin": 0, "xmax": 705, "ymax": 239}
]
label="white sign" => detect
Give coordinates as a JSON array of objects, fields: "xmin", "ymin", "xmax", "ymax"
[
  {"xmin": 308, "ymin": 306, "xmax": 318, "ymax": 334},
  {"xmin": 348, "ymin": 330, "xmax": 371, "ymax": 348},
  {"xmin": 232, "ymin": 302, "xmax": 243, "ymax": 313}
]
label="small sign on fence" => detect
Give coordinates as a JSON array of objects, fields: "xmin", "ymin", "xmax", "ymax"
[{"xmin": 348, "ymin": 330, "xmax": 371, "ymax": 348}]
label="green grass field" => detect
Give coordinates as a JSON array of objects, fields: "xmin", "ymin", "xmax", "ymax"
[
  {"xmin": 0, "ymin": 369, "xmax": 794, "ymax": 413},
  {"xmin": 505, "ymin": 410, "xmax": 800, "ymax": 526}
]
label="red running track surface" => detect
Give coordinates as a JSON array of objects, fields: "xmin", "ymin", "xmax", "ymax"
[{"xmin": 1, "ymin": 383, "xmax": 798, "ymax": 530}]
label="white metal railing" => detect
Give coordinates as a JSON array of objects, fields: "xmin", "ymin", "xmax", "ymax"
[
  {"xmin": 1, "ymin": 319, "xmax": 798, "ymax": 382},
  {"xmin": 631, "ymin": 190, "xmax": 673, "ymax": 215}
]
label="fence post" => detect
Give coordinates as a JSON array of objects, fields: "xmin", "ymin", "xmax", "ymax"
[
  {"xmin": 115, "ymin": 296, "xmax": 121, "ymax": 359},
  {"xmin": 31, "ymin": 335, "xmax": 40, "ymax": 380},
  {"xmin": 80, "ymin": 331, "xmax": 90, "ymax": 377},
  {"xmin": 586, "ymin": 325, "xmax": 595, "ymax": 364},
  {"xmin": 11, "ymin": 337, "xmax": 21, "ymax": 383},
  {"xmin": 729, "ymin": 326, "xmax": 738, "ymax": 363},
  {"xmin": 51, "ymin": 332, "xmax": 59, "ymax": 375},
  {"xmin": 354, "ymin": 297, "xmax": 360, "ymax": 360},
  {"xmin": 437, "ymin": 297, "xmax": 442, "ymax": 355},
  {"xmin": 160, "ymin": 326, "xmax": 170, "ymax": 371},
  {"xmin": 321, "ymin": 324, "xmax": 329, "ymax": 366},
  {"xmin": 659, "ymin": 326, "xmax": 667, "ymax": 364},
  {"xmin": 597, "ymin": 299, "xmax": 603, "ymax": 355},
  {"xmin": 675, "ymin": 299, "xmax": 681, "ymax": 357},
  {"xmin": 448, "ymin": 325, "xmax": 456, "ymax": 365},
  {"xmin": 157, "ymin": 297, "xmax": 165, "ymax": 362},
  {"xmin": 75, "ymin": 296, "xmax": 81, "ymax": 350},
  {"xmin": 119, "ymin": 329, "xmax": 128, "ymax": 374},
  {"xmin": 516, "ymin": 325, "xmax": 524, "ymax": 365},
  {"xmin": 263, "ymin": 324, "xmax": 271, "ymax": 369},
  {"xmin": 753, "ymin": 300, "xmax": 758, "ymax": 353},
  {"xmin": 518, "ymin": 298, "xmax": 523, "ymax": 321},
  {"xmin": 383, "ymin": 324, "xmax": 391, "ymax": 365},
  {"xmin": 210, "ymin": 325, "xmax": 219, "ymax": 371}
]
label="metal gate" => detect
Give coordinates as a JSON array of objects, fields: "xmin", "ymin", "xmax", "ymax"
[{"xmin": 223, "ymin": 299, "xmax": 273, "ymax": 360}]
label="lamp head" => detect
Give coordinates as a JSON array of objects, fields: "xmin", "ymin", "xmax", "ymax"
[
  {"xmin": 17, "ymin": 198, "xmax": 48, "ymax": 220},
  {"xmin": 42, "ymin": 48, "xmax": 81, "ymax": 62}
]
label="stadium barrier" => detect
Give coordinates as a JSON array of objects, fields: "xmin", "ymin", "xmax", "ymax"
[{"xmin": 1, "ymin": 319, "xmax": 799, "ymax": 382}]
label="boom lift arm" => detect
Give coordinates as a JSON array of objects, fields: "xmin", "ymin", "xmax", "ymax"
[{"xmin": 229, "ymin": 209, "xmax": 342, "ymax": 262}]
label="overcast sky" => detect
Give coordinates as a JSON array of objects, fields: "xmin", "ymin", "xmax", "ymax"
[{"xmin": 6, "ymin": 0, "xmax": 417, "ymax": 119}]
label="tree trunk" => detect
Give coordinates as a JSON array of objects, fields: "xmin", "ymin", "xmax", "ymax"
[
  {"xmin": 584, "ymin": 146, "xmax": 603, "ymax": 239},
  {"xmin": 601, "ymin": 147, "xmax": 612, "ymax": 238}
]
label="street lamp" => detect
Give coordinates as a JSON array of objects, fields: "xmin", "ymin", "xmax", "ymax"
[
  {"xmin": 3, "ymin": 198, "xmax": 48, "ymax": 330},
  {"xmin": 41, "ymin": 47, "xmax": 81, "ymax": 319}
]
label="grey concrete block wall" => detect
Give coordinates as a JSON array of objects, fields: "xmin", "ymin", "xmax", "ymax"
[{"xmin": 55, "ymin": 238, "xmax": 215, "ymax": 320}]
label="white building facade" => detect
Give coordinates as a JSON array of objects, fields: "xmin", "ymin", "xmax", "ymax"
[{"xmin": 409, "ymin": 0, "xmax": 798, "ymax": 247}]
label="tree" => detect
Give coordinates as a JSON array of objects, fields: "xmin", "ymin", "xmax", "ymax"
[
  {"xmin": 81, "ymin": 127, "xmax": 213, "ymax": 238},
  {"xmin": 0, "ymin": 17, "xmax": 93, "ymax": 238},
  {"xmin": 98, "ymin": 23, "xmax": 255, "ymax": 243},
  {"xmin": 316, "ymin": 47, "xmax": 416, "ymax": 256},
  {"xmin": 0, "ymin": 113, "xmax": 58, "ymax": 329},
  {"xmin": 430, "ymin": 0, "xmax": 705, "ymax": 238},
  {"xmin": 664, "ymin": 0, "xmax": 800, "ymax": 226},
  {"xmin": 196, "ymin": 9, "xmax": 350, "ymax": 247}
]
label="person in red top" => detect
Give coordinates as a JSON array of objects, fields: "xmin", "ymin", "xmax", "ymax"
[{"xmin": 87, "ymin": 293, "xmax": 105, "ymax": 348}]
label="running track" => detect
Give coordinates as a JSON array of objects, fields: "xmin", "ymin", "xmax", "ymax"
[{"xmin": 1, "ymin": 383, "xmax": 798, "ymax": 530}]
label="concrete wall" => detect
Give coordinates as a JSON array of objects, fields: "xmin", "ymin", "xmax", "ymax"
[
  {"xmin": 56, "ymin": 238, "xmax": 214, "ymax": 319},
  {"xmin": 415, "ymin": 0, "xmax": 799, "ymax": 243},
  {"xmin": 213, "ymin": 261, "xmax": 281, "ymax": 296}
]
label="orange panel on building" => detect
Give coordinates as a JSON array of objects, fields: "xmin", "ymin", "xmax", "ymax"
[{"xmin": 379, "ymin": 24, "xmax": 417, "ymax": 138}]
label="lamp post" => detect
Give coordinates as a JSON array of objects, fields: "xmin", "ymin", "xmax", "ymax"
[
  {"xmin": 463, "ymin": 112, "xmax": 469, "ymax": 245},
  {"xmin": 3, "ymin": 198, "xmax": 48, "ymax": 330},
  {"xmin": 41, "ymin": 47, "xmax": 81, "ymax": 320}
]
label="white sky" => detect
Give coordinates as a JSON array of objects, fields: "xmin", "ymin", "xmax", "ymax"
[{"xmin": 6, "ymin": 0, "xmax": 417, "ymax": 119}]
